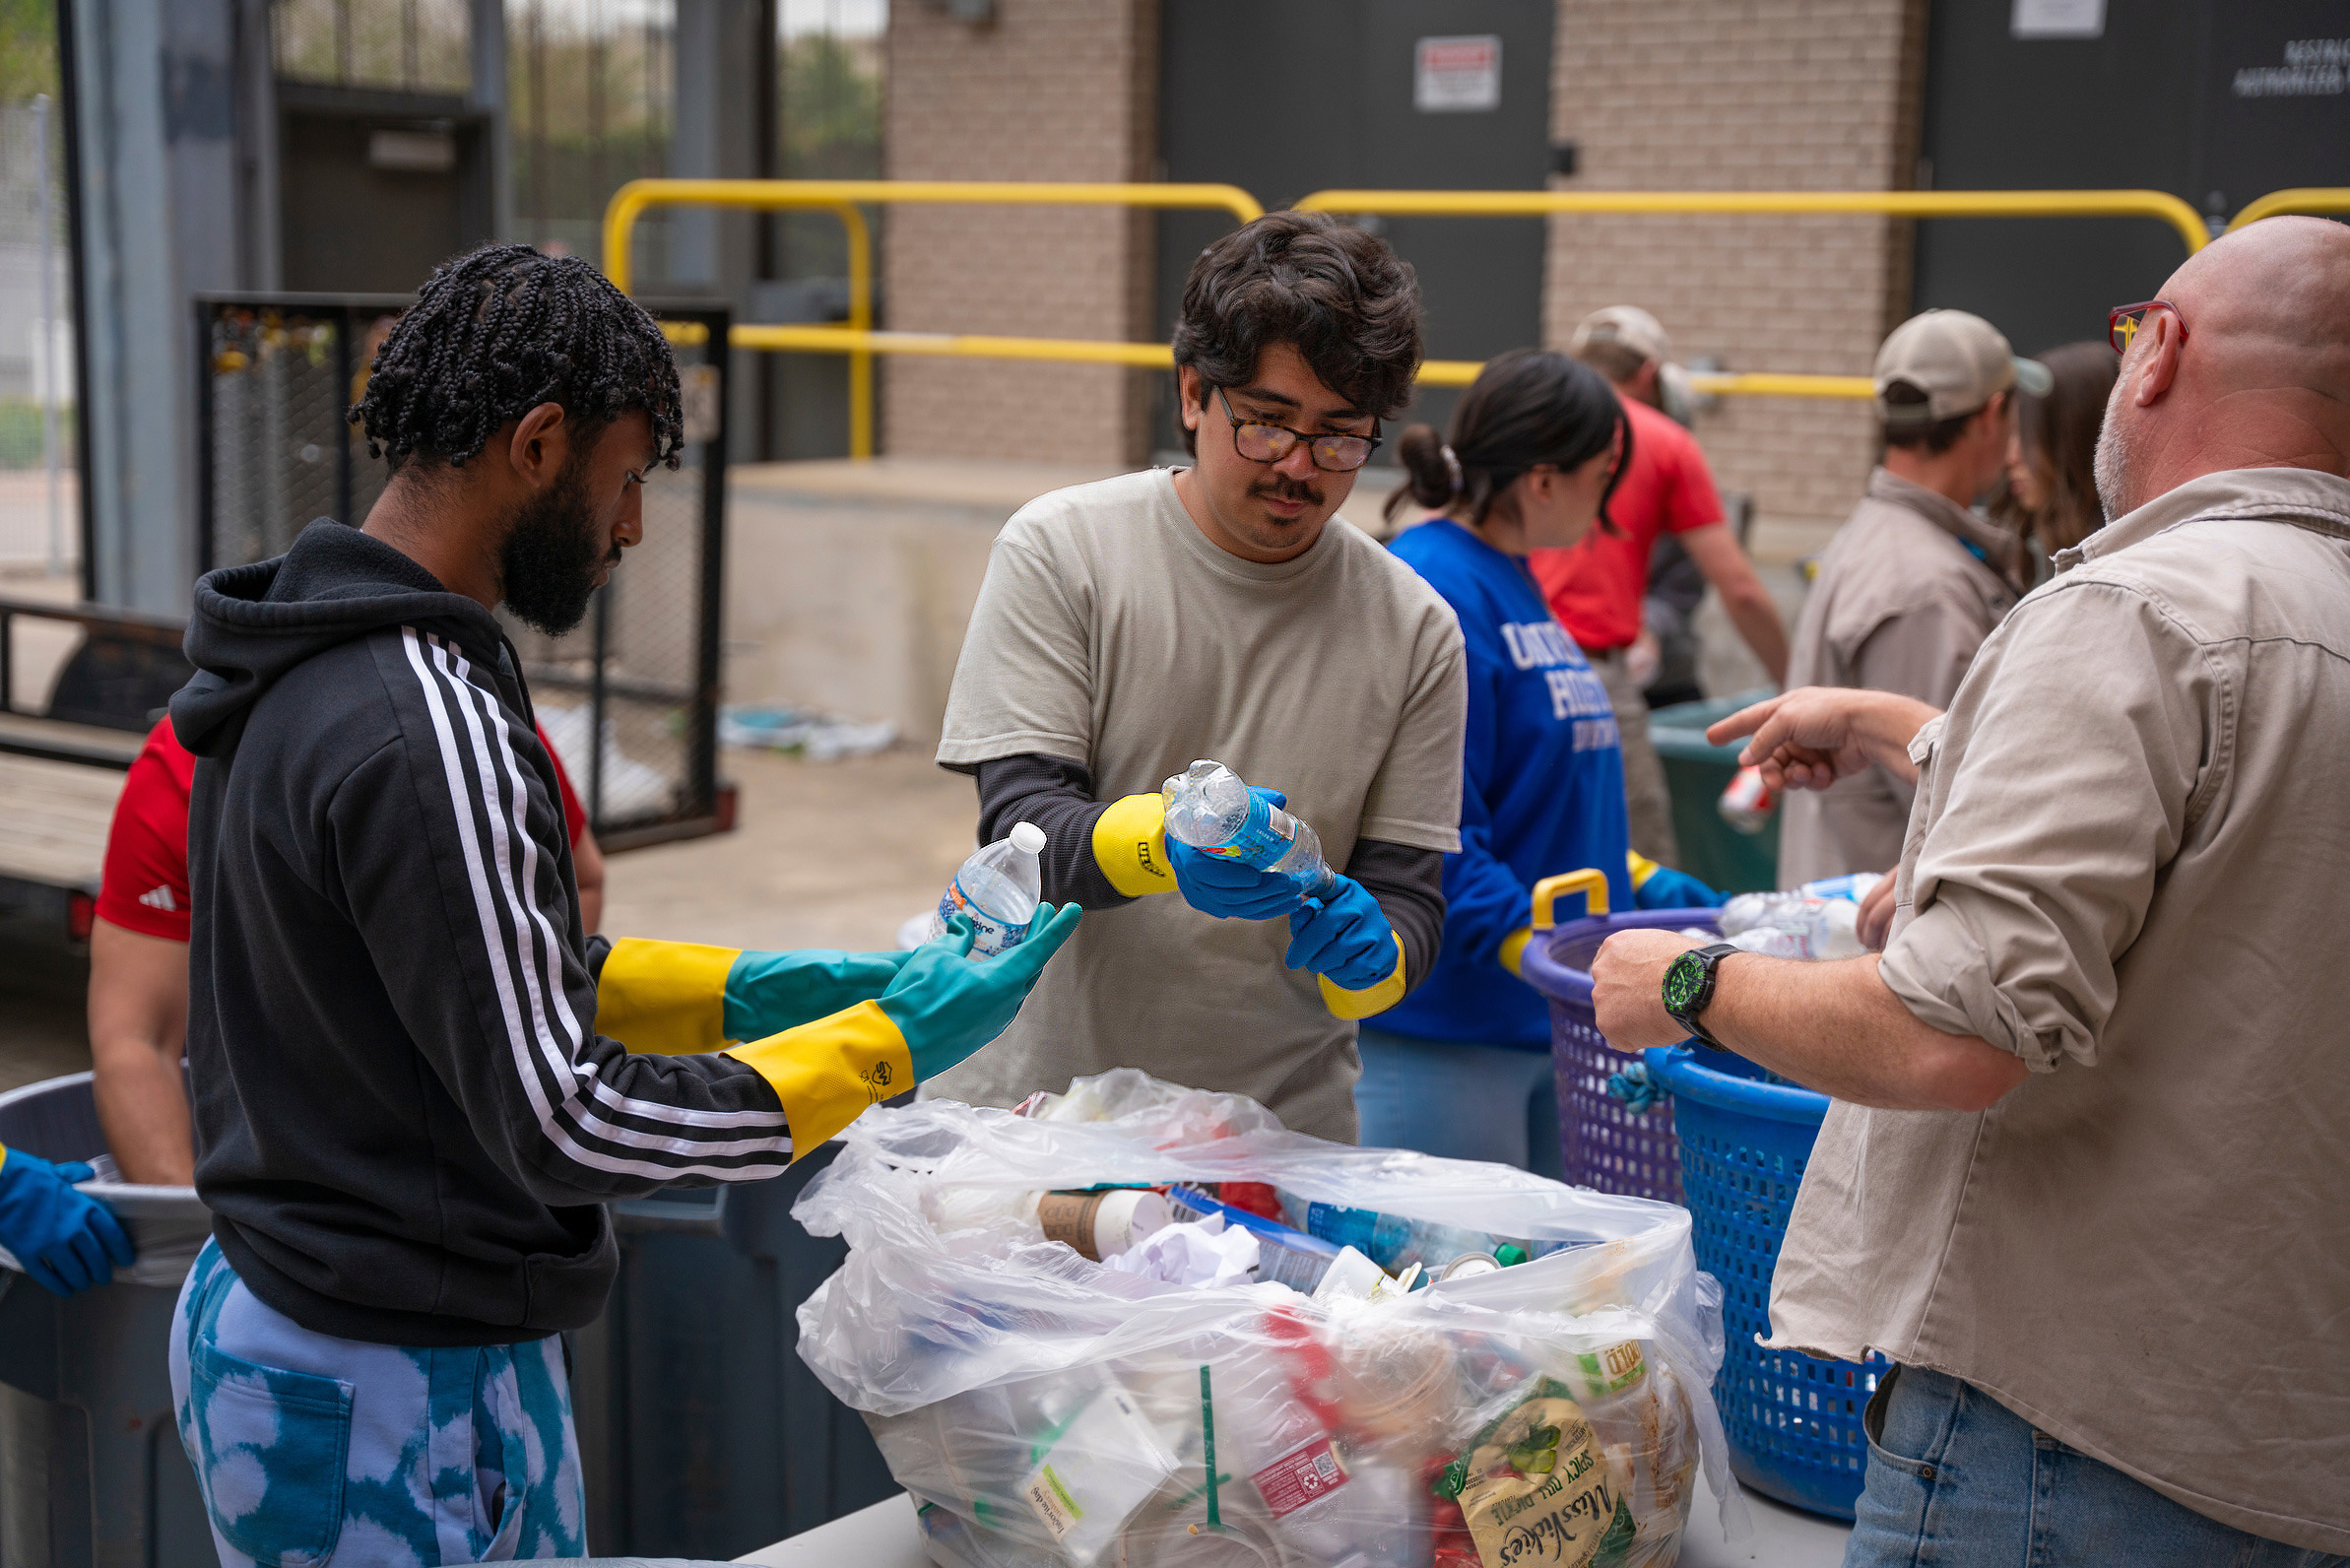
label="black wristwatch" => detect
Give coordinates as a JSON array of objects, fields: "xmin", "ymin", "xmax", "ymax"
[{"xmin": 1662, "ymin": 943, "xmax": 1742, "ymax": 1051}]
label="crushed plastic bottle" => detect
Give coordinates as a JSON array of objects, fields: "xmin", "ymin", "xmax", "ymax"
[
  {"xmin": 1716, "ymin": 875, "xmax": 1877, "ymax": 961},
  {"xmin": 924, "ymin": 821, "xmax": 1046, "ymax": 956},
  {"xmin": 1160, "ymin": 759, "xmax": 1338, "ymax": 898},
  {"xmin": 1719, "ymin": 872, "xmax": 1881, "ymax": 933}
]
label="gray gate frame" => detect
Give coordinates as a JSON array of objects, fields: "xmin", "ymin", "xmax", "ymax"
[{"xmin": 191, "ymin": 292, "xmax": 731, "ymax": 850}]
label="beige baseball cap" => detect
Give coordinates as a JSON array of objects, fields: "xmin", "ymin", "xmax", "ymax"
[
  {"xmin": 1570, "ymin": 305, "xmax": 1671, "ymax": 365},
  {"xmin": 1874, "ymin": 309, "xmax": 2053, "ymax": 426}
]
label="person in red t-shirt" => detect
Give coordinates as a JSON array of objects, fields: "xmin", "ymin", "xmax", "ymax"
[
  {"xmin": 88, "ymin": 715, "xmax": 604, "ymax": 1185},
  {"xmin": 1529, "ymin": 306, "xmax": 1790, "ymax": 864}
]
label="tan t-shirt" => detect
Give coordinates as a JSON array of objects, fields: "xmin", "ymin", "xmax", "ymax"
[
  {"xmin": 929, "ymin": 468, "xmax": 1468, "ymax": 1140},
  {"xmin": 1767, "ymin": 468, "xmax": 2350, "ymax": 1555},
  {"xmin": 1779, "ymin": 468, "xmax": 2020, "ymax": 883}
]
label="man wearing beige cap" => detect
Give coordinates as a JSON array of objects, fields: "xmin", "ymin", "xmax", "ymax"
[
  {"xmin": 1777, "ymin": 309, "xmax": 2050, "ymax": 884},
  {"xmin": 1533, "ymin": 305, "xmax": 1789, "ymax": 866}
]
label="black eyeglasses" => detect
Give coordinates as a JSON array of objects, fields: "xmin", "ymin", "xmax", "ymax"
[{"xmin": 1214, "ymin": 387, "xmax": 1382, "ymax": 473}]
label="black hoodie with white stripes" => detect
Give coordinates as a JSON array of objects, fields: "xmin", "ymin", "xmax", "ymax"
[{"xmin": 173, "ymin": 520, "xmax": 797, "ymax": 1345}]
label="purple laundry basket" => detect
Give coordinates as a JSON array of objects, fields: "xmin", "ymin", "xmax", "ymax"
[{"xmin": 1519, "ymin": 879, "xmax": 1718, "ymax": 1204}]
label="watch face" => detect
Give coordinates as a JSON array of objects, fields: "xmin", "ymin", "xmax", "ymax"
[{"xmin": 1663, "ymin": 950, "xmax": 1708, "ymax": 1013}]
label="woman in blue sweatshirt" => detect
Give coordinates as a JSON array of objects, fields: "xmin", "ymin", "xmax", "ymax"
[{"xmin": 1368, "ymin": 350, "xmax": 1715, "ymax": 1174}]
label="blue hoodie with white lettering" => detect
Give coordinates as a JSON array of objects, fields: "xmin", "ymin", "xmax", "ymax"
[{"xmin": 1383, "ymin": 518, "xmax": 1629, "ymax": 1047}]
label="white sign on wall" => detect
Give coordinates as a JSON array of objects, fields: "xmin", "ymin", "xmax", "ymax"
[
  {"xmin": 1415, "ymin": 35, "xmax": 1502, "ymax": 113},
  {"xmin": 2010, "ymin": 0, "xmax": 2105, "ymax": 40}
]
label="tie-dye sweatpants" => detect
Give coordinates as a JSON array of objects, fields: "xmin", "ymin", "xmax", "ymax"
[{"xmin": 169, "ymin": 1239, "xmax": 588, "ymax": 1566}]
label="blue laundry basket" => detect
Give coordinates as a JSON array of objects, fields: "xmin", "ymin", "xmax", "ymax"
[{"xmin": 1644, "ymin": 1044, "xmax": 1890, "ymax": 1519}]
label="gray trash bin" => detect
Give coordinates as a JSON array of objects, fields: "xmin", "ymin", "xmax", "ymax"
[
  {"xmin": 0, "ymin": 1070, "xmax": 215, "ymax": 1568},
  {"xmin": 570, "ymin": 1141, "xmax": 898, "ymax": 1559},
  {"xmin": 0, "ymin": 1072, "xmax": 892, "ymax": 1563}
]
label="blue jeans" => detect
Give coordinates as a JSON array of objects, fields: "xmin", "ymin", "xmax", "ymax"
[
  {"xmin": 1353, "ymin": 1027, "xmax": 1561, "ymax": 1179},
  {"xmin": 170, "ymin": 1240, "xmax": 588, "ymax": 1567},
  {"xmin": 1848, "ymin": 1365, "xmax": 2343, "ymax": 1568}
]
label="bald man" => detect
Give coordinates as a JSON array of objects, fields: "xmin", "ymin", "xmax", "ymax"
[{"xmin": 1594, "ymin": 217, "xmax": 2350, "ymax": 1565}]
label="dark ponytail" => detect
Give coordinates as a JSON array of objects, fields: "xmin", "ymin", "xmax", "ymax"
[{"xmin": 1383, "ymin": 348, "xmax": 1633, "ymax": 533}]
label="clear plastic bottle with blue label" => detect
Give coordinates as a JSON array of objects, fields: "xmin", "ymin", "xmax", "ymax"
[
  {"xmin": 925, "ymin": 821, "xmax": 1046, "ymax": 956},
  {"xmin": 1160, "ymin": 759, "xmax": 1338, "ymax": 898},
  {"xmin": 1717, "ymin": 871, "xmax": 1879, "ymax": 960}
]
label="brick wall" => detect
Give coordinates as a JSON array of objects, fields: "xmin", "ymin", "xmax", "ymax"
[
  {"xmin": 1545, "ymin": 0, "xmax": 1930, "ymax": 539},
  {"xmin": 881, "ymin": 0, "xmax": 1159, "ymax": 466}
]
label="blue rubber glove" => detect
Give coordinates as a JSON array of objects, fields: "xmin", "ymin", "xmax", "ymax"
[
  {"xmin": 1283, "ymin": 876, "xmax": 1399, "ymax": 991},
  {"xmin": 878, "ymin": 903, "xmax": 1084, "ymax": 1080},
  {"xmin": 723, "ymin": 949, "xmax": 913, "ymax": 1041},
  {"xmin": 1167, "ymin": 787, "xmax": 1311, "ymax": 920},
  {"xmin": 0, "ymin": 1147, "xmax": 133, "ymax": 1297},
  {"xmin": 1632, "ymin": 866, "xmax": 1727, "ymax": 910}
]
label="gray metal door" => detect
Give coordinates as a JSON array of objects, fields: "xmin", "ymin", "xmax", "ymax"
[
  {"xmin": 1156, "ymin": 2, "xmax": 1556, "ymax": 458},
  {"xmin": 1913, "ymin": 0, "xmax": 2350, "ymax": 358}
]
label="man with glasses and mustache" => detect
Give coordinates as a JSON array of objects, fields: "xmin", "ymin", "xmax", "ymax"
[
  {"xmin": 930, "ymin": 211, "xmax": 1468, "ymax": 1141},
  {"xmin": 1591, "ymin": 217, "xmax": 2350, "ymax": 1563}
]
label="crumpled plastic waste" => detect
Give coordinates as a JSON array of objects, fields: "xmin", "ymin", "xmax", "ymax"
[
  {"xmin": 791, "ymin": 1069, "xmax": 1751, "ymax": 1568},
  {"xmin": 718, "ymin": 703, "xmax": 899, "ymax": 761},
  {"xmin": 1104, "ymin": 1213, "xmax": 1260, "ymax": 1288}
]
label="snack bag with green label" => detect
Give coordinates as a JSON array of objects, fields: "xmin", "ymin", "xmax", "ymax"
[{"xmin": 1434, "ymin": 1377, "xmax": 1640, "ymax": 1568}]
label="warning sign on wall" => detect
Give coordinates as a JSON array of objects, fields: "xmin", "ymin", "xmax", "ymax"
[{"xmin": 1415, "ymin": 35, "xmax": 1502, "ymax": 113}]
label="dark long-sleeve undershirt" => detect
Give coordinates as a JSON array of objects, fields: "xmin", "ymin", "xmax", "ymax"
[{"xmin": 950, "ymin": 752, "xmax": 1446, "ymax": 995}]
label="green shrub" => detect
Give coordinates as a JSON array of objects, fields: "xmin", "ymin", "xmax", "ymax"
[{"xmin": 0, "ymin": 397, "xmax": 73, "ymax": 469}]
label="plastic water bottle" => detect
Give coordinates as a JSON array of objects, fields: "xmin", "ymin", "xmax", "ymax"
[
  {"xmin": 924, "ymin": 821, "xmax": 1046, "ymax": 956},
  {"xmin": 1718, "ymin": 872, "xmax": 1881, "ymax": 939},
  {"xmin": 1717, "ymin": 877, "xmax": 1874, "ymax": 961},
  {"xmin": 1160, "ymin": 760, "xmax": 1338, "ymax": 898}
]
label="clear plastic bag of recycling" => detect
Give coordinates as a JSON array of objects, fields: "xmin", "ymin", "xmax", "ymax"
[{"xmin": 794, "ymin": 1071, "xmax": 1747, "ymax": 1568}]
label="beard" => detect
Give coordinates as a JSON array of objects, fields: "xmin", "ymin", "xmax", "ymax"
[
  {"xmin": 499, "ymin": 461, "xmax": 617, "ymax": 637},
  {"xmin": 2090, "ymin": 376, "xmax": 2140, "ymax": 524}
]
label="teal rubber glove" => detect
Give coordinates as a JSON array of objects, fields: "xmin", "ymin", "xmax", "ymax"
[
  {"xmin": 0, "ymin": 1148, "xmax": 133, "ymax": 1296},
  {"xmin": 723, "ymin": 948, "xmax": 913, "ymax": 1041},
  {"xmin": 1632, "ymin": 867, "xmax": 1726, "ymax": 910},
  {"xmin": 878, "ymin": 903, "xmax": 1084, "ymax": 1080},
  {"xmin": 1284, "ymin": 876, "xmax": 1398, "ymax": 990}
]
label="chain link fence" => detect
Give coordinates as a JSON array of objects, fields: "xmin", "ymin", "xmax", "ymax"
[
  {"xmin": 0, "ymin": 98, "xmax": 76, "ymax": 571},
  {"xmin": 197, "ymin": 294, "xmax": 729, "ymax": 847}
]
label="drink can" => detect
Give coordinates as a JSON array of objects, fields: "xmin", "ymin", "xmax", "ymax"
[
  {"xmin": 1718, "ymin": 764, "xmax": 1777, "ymax": 834},
  {"xmin": 1438, "ymin": 1252, "xmax": 1503, "ymax": 1281}
]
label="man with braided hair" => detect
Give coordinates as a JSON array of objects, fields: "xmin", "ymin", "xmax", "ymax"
[{"xmin": 165, "ymin": 244, "xmax": 1079, "ymax": 1565}]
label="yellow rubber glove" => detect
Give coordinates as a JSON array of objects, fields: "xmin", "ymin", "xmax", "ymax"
[
  {"xmin": 724, "ymin": 1003, "xmax": 913, "ymax": 1156},
  {"xmin": 595, "ymin": 939, "xmax": 912, "ymax": 1057},
  {"xmin": 1320, "ymin": 933, "xmax": 1407, "ymax": 1020},
  {"xmin": 594, "ymin": 939, "xmax": 740, "ymax": 1055},
  {"xmin": 1091, "ymin": 793, "xmax": 1178, "ymax": 897},
  {"xmin": 720, "ymin": 908, "xmax": 1081, "ymax": 1156}
]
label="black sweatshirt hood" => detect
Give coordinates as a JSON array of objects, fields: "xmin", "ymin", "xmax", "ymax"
[{"xmin": 174, "ymin": 519, "xmax": 503, "ymax": 758}]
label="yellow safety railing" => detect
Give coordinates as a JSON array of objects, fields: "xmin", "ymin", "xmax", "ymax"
[
  {"xmin": 2228, "ymin": 187, "xmax": 2350, "ymax": 229},
  {"xmin": 1417, "ymin": 359, "xmax": 1876, "ymax": 398},
  {"xmin": 1290, "ymin": 186, "xmax": 2212, "ymax": 256},
  {"xmin": 609, "ymin": 180, "xmax": 2350, "ymax": 442},
  {"xmin": 657, "ymin": 327, "xmax": 1875, "ymax": 402},
  {"xmin": 603, "ymin": 178, "xmax": 1264, "ymax": 456}
]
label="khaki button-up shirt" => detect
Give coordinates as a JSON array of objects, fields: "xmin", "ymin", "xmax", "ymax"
[
  {"xmin": 1766, "ymin": 468, "xmax": 2350, "ymax": 1555},
  {"xmin": 1779, "ymin": 468, "xmax": 2021, "ymax": 884}
]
